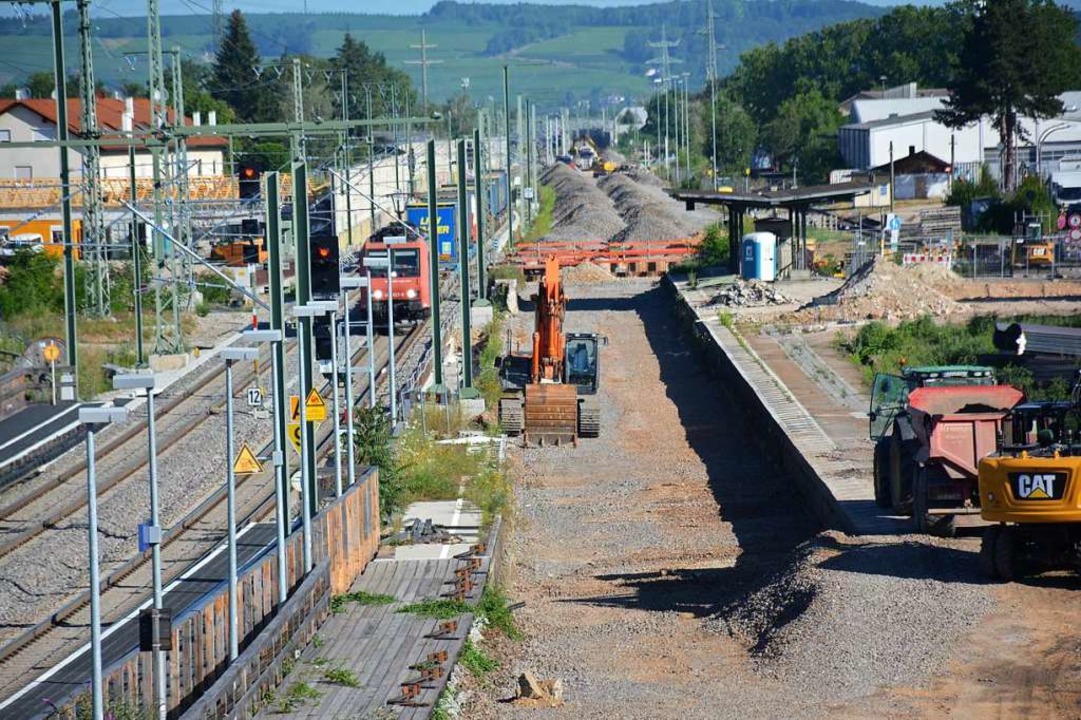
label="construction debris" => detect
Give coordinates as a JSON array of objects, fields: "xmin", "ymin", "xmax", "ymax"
[
  {"xmin": 708, "ymin": 279, "xmax": 793, "ymax": 307},
  {"xmin": 388, "ymin": 518, "xmax": 462, "ymax": 546},
  {"xmin": 796, "ymin": 256, "xmax": 962, "ymax": 321},
  {"xmin": 513, "ymin": 671, "xmax": 565, "ymax": 707}
]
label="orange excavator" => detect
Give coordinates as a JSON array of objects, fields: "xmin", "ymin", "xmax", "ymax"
[{"xmin": 497, "ymin": 256, "xmax": 602, "ymax": 444}]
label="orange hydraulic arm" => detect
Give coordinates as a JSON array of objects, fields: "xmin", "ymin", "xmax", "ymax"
[{"xmin": 531, "ymin": 257, "xmax": 566, "ymax": 383}]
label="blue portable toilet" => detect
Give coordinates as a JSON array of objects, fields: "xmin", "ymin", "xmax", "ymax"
[{"xmin": 740, "ymin": 232, "xmax": 778, "ymax": 281}]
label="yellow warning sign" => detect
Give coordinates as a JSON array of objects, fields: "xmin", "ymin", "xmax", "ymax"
[
  {"xmin": 289, "ymin": 394, "xmax": 300, "ymax": 422},
  {"xmin": 304, "ymin": 389, "xmax": 327, "ymax": 423},
  {"xmin": 43, "ymin": 343, "xmax": 60, "ymax": 363},
  {"xmin": 287, "ymin": 422, "xmax": 302, "ymax": 455},
  {"xmin": 233, "ymin": 443, "xmax": 263, "ymax": 475}
]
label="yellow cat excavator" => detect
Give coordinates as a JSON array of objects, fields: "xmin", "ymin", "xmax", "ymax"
[
  {"xmin": 497, "ymin": 257, "xmax": 602, "ymax": 445},
  {"xmin": 978, "ymin": 374, "xmax": 1081, "ymax": 580}
]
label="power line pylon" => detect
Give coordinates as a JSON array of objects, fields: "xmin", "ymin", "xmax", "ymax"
[
  {"xmin": 77, "ymin": 0, "xmax": 109, "ymax": 317},
  {"xmin": 405, "ymin": 30, "xmax": 442, "ymax": 110}
]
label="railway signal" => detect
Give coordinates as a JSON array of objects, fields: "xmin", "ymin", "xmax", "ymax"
[
  {"xmin": 310, "ymin": 234, "xmax": 341, "ymax": 299},
  {"xmin": 238, "ymin": 165, "xmax": 261, "ymax": 200}
]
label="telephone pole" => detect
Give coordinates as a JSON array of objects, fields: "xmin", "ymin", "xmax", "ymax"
[{"xmin": 405, "ymin": 30, "xmax": 442, "ymax": 110}]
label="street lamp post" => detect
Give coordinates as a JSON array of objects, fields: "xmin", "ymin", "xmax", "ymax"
[
  {"xmin": 1037, "ymin": 122, "xmax": 1073, "ymax": 180},
  {"xmin": 340, "ymin": 276, "xmax": 368, "ymax": 488},
  {"xmin": 220, "ymin": 346, "xmax": 258, "ymax": 662},
  {"xmin": 239, "ymin": 329, "xmax": 286, "ymax": 601},
  {"xmin": 78, "ymin": 405, "xmax": 129, "ymax": 720},
  {"xmin": 111, "ymin": 373, "xmax": 164, "ymax": 720}
]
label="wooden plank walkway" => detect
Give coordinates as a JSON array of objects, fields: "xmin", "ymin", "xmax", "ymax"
[
  {"xmin": 257, "ymin": 553, "xmax": 489, "ymax": 719},
  {"xmin": 675, "ymin": 277, "xmax": 907, "ymax": 536}
]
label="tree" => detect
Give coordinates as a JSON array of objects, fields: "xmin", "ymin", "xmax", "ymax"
[
  {"xmin": 935, "ymin": 0, "xmax": 1081, "ymax": 191},
  {"xmin": 762, "ymin": 89, "xmax": 842, "ymax": 183},
  {"xmin": 331, "ymin": 33, "xmax": 416, "ymax": 121},
  {"xmin": 211, "ymin": 10, "xmax": 274, "ymax": 123}
]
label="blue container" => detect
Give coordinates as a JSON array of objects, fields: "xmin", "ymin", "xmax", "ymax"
[
  {"xmin": 740, "ymin": 232, "xmax": 778, "ymax": 281},
  {"xmin": 406, "ymin": 202, "xmax": 458, "ymax": 266}
]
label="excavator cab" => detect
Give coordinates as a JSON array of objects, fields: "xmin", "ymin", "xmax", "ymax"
[{"xmin": 564, "ymin": 333, "xmax": 601, "ymax": 395}]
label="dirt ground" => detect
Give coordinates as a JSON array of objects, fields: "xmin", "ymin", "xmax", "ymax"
[{"xmin": 460, "ymin": 279, "xmax": 1081, "ymax": 720}]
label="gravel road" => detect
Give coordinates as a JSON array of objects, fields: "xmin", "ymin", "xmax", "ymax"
[{"xmin": 459, "ymin": 280, "xmax": 1078, "ymax": 719}]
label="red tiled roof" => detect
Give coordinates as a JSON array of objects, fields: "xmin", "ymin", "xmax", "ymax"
[{"xmin": 0, "ymin": 96, "xmax": 228, "ymax": 150}]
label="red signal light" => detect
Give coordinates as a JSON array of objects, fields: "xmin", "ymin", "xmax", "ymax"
[
  {"xmin": 242, "ymin": 167, "xmax": 256, "ymax": 178},
  {"xmin": 317, "ymin": 246, "xmax": 331, "ymax": 259}
]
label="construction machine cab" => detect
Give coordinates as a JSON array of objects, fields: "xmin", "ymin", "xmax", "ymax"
[
  {"xmin": 564, "ymin": 333, "xmax": 601, "ymax": 395},
  {"xmin": 869, "ymin": 365, "xmax": 997, "ymax": 441}
]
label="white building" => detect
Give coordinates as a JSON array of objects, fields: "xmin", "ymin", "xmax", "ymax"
[
  {"xmin": 0, "ymin": 96, "xmax": 227, "ymax": 180},
  {"xmin": 838, "ymin": 85, "xmax": 1081, "ymax": 184}
]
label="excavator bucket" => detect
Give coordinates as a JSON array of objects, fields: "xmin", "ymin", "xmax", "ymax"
[{"xmin": 524, "ymin": 383, "xmax": 579, "ymax": 445}]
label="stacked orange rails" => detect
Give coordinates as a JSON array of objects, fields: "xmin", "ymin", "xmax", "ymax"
[
  {"xmin": 507, "ymin": 237, "xmax": 700, "ymax": 277},
  {"xmin": 531, "ymin": 256, "xmax": 567, "ymax": 383}
]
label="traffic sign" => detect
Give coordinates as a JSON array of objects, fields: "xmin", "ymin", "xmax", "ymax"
[
  {"xmin": 43, "ymin": 343, "xmax": 60, "ymax": 363},
  {"xmin": 1070, "ymin": 228, "xmax": 1081, "ymax": 242},
  {"xmin": 286, "ymin": 422, "xmax": 302, "ymax": 455},
  {"xmin": 886, "ymin": 214, "xmax": 903, "ymax": 232},
  {"xmin": 232, "ymin": 443, "xmax": 263, "ymax": 475},
  {"xmin": 305, "ymin": 389, "xmax": 327, "ymax": 423},
  {"xmin": 1069, "ymin": 213, "xmax": 1081, "ymax": 229},
  {"xmin": 1058, "ymin": 213, "xmax": 1067, "ymax": 230},
  {"xmin": 246, "ymin": 387, "xmax": 264, "ymax": 408},
  {"xmin": 289, "ymin": 394, "xmax": 300, "ymax": 422}
]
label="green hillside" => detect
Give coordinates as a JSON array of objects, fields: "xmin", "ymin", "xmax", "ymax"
[{"xmin": 0, "ymin": 0, "xmax": 884, "ymax": 109}]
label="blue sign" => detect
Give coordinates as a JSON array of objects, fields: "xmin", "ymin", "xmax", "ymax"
[{"xmin": 406, "ymin": 203, "xmax": 457, "ymax": 263}]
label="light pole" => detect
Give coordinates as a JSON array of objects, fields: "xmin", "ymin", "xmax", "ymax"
[
  {"xmin": 239, "ymin": 329, "xmax": 286, "ymax": 602},
  {"xmin": 220, "ymin": 346, "xmax": 258, "ymax": 662},
  {"xmin": 363, "ymin": 254, "xmax": 396, "ymax": 424},
  {"xmin": 1037, "ymin": 122, "xmax": 1073, "ymax": 180},
  {"xmin": 364, "ymin": 267, "xmax": 376, "ymax": 409},
  {"xmin": 340, "ymin": 276, "xmax": 367, "ymax": 488},
  {"xmin": 310, "ymin": 299, "xmax": 344, "ymax": 498},
  {"xmin": 111, "ymin": 373, "xmax": 164, "ymax": 720},
  {"xmin": 78, "ymin": 405, "xmax": 128, "ymax": 720},
  {"xmin": 292, "ymin": 303, "xmax": 332, "ymax": 573}
]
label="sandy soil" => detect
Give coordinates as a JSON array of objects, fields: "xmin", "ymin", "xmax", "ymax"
[{"xmin": 458, "ymin": 279, "xmax": 1081, "ymax": 720}]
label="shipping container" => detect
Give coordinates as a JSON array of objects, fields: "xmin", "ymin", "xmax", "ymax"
[{"xmin": 406, "ymin": 202, "xmax": 458, "ymax": 266}]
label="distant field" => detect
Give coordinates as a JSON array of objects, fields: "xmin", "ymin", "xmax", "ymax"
[{"xmin": 0, "ymin": 13, "xmax": 652, "ymax": 108}]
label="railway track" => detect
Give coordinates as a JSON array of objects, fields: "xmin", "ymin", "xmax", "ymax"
[
  {"xmin": 0, "ymin": 341, "xmax": 285, "ymax": 558},
  {"xmin": 0, "ymin": 321, "xmax": 427, "ymax": 697}
]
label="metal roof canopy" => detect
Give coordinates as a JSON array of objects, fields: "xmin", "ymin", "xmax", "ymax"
[
  {"xmin": 669, "ymin": 182, "xmax": 875, "ymax": 274},
  {"xmin": 670, "ymin": 181, "xmax": 874, "ymax": 211}
]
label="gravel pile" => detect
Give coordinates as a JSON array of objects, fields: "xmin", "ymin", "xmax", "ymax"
[
  {"xmin": 707, "ymin": 531, "xmax": 995, "ymax": 704},
  {"xmin": 561, "ymin": 262, "xmax": 615, "ymax": 284},
  {"xmin": 708, "ymin": 279, "xmax": 793, "ymax": 307},
  {"xmin": 599, "ymin": 174, "xmax": 714, "ymax": 243},
  {"xmin": 797, "ymin": 256, "xmax": 963, "ymax": 321},
  {"xmin": 540, "ymin": 164, "xmax": 625, "ymax": 242}
]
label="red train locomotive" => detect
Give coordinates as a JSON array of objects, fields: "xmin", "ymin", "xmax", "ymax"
[{"xmin": 359, "ymin": 222, "xmax": 432, "ymax": 323}]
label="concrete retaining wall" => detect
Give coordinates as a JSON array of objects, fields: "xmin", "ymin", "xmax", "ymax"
[{"xmin": 663, "ymin": 276, "xmax": 854, "ymax": 534}]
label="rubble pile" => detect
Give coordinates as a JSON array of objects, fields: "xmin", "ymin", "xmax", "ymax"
[
  {"xmin": 708, "ymin": 279, "xmax": 794, "ymax": 307},
  {"xmin": 562, "ymin": 261, "xmax": 615, "ymax": 284},
  {"xmin": 797, "ymin": 257, "xmax": 963, "ymax": 321}
]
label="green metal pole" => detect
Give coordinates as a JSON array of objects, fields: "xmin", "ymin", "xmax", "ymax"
[
  {"xmin": 503, "ymin": 66, "xmax": 513, "ymax": 246},
  {"xmin": 265, "ymin": 172, "xmax": 291, "ymax": 532},
  {"xmin": 473, "ymin": 128, "xmax": 486, "ymax": 299},
  {"xmin": 292, "ymin": 161, "xmax": 317, "ymax": 515},
  {"xmin": 456, "ymin": 139, "xmax": 473, "ymax": 391},
  {"xmin": 367, "ymin": 88, "xmax": 376, "ymax": 234},
  {"xmin": 427, "ymin": 140, "xmax": 443, "ymax": 391},
  {"xmin": 51, "ymin": 2, "xmax": 78, "ymax": 383},
  {"xmin": 129, "ymin": 145, "xmax": 144, "ymax": 367}
]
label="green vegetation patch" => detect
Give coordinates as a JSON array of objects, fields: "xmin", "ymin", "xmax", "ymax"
[
  {"xmin": 330, "ymin": 590, "xmax": 397, "ymax": 614},
  {"xmin": 459, "ymin": 638, "xmax": 499, "ymax": 675},
  {"xmin": 323, "ymin": 666, "xmax": 362, "ymax": 688},
  {"xmin": 478, "ymin": 584, "xmax": 522, "ymax": 640},
  {"xmin": 397, "ymin": 598, "xmax": 471, "ymax": 619}
]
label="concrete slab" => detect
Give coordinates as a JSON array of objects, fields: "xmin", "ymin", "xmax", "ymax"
[{"xmin": 667, "ymin": 273, "xmax": 906, "ymax": 536}]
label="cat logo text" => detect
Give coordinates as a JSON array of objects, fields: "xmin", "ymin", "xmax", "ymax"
[{"xmin": 1011, "ymin": 472, "xmax": 1066, "ymax": 500}]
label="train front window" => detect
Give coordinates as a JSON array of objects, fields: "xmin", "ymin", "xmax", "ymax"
[{"xmin": 365, "ymin": 248, "xmax": 420, "ymax": 278}]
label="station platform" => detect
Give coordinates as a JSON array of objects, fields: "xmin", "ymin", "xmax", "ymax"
[
  {"xmin": 0, "ymin": 401, "xmax": 99, "ymax": 486},
  {"xmin": 668, "ymin": 274, "xmax": 908, "ymax": 536}
]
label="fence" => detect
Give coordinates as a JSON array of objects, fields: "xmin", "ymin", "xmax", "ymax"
[{"xmin": 49, "ymin": 466, "xmax": 380, "ymax": 719}]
